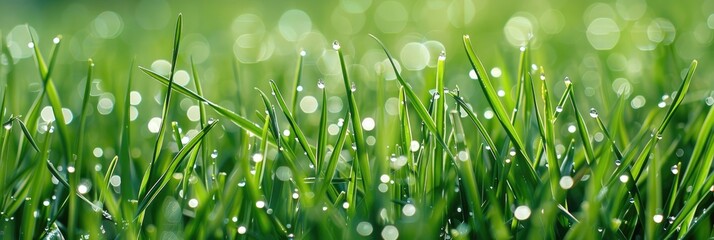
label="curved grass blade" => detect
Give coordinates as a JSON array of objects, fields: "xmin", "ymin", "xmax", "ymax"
[
  {"xmin": 369, "ymin": 35, "xmax": 454, "ymax": 160},
  {"xmin": 139, "ymin": 14, "xmax": 183, "ymax": 200},
  {"xmin": 461, "ymin": 35, "xmax": 538, "ymax": 192},
  {"xmin": 316, "ymin": 86, "xmax": 328, "ymax": 175},
  {"xmin": 28, "ymin": 33, "xmax": 71, "ymax": 161},
  {"xmin": 268, "ymin": 80, "xmax": 317, "ymax": 168},
  {"xmin": 334, "ymin": 40, "xmax": 372, "ymax": 196},
  {"xmin": 316, "ymin": 113, "xmax": 350, "ymax": 203},
  {"xmin": 291, "ymin": 49, "xmax": 305, "ymax": 114},
  {"xmin": 139, "ymin": 66, "xmax": 263, "ymax": 138},
  {"xmin": 135, "ymin": 119, "xmax": 219, "ymax": 219},
  {"xmin": 68, "ymin": 58, "xmax": 94, "ymax": 239}
]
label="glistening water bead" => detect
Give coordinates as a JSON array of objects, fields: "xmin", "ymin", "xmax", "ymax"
[
  {"xmin": 317, "ymin": 79, "xmax": 325, "ymax": 89},
  {"xmin": 332, "ymin": 40, "xmax": 341, "ymax": 50},
  {"xmin": 589, "ymin": 108, "xmax": 598, "ymax": 118}
]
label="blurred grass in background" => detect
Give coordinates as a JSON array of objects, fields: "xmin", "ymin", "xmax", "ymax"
[{"xmin": 0, "ymin": 0, "xmax": 713, "ymax": 239}]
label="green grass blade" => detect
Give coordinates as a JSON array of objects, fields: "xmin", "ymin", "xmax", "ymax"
[
  {"xmin": 135, "ymin": 119, "xmax": 218, "ymax": 218},
  {"xmin": 316, "ymin": 113, "xmax": 350, "ymax": 203},
  {"xmin": 139, "ymin": 66, "xmax": 263, "ymax": 138},
  {"xmin": 268, "ymin": 80, "xmax": 317, "ymax": 168},
  {"xmin": 139, "ymin": 14, "xmax": 183, "ymax": 200},
  {"xmin": 291, "ymin": 49, "xmax": 305, "ymax": 114},
  {"xmin": 461, "ymin": 35, "xmax": 539, "ymax": 192},
  {"xmin": 368, "ymin": 35, "xmax": 454, "ymax": 160},
  {"xmin": 334, "ymin": 40, "xmax": 372, "ymax": 197},
  {"xmin": 316, "ymin": 85, "xmax": 328, "ymax": 176}
]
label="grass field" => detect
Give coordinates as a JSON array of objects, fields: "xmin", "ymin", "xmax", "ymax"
[{"xmin": 0, "ymin": 1, "xmax": 713, "ymax": 239}]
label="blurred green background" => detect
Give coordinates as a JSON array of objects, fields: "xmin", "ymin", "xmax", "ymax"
[{"xmin": 1, "ymin": 0, "xmax": 712, "ymax": 160}]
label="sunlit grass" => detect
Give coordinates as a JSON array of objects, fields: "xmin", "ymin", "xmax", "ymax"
[{"xmin": 0, "ymin": 13, "xmax": 713, "ymax": 240}]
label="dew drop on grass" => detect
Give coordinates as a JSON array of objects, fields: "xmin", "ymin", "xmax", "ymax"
[
  {"xmin": 188, "ymin": 199, "xmax": 199, "ymax": 208},
  {"xmin": 350, "ymin": 82, "xmax": 357, "ymax": 92},
  {"xmin": 237, "ymin": 226, "xmax": 247, "ymax": 234},
  {"xmin": 658, "ymin": 101, "xmax": 666, "ymax": 108},
  {"xmin": 653, "ymin": 214, "xmax": 664, "ymax": 223},
  {"xmin": 211, "ymin": 150, "xmax": 218, "ymax": 159},
  {"xmin": 468, "ymin": 69, "xmax": 478, "ymax": 80},
  {"xmin": 559, "ymin": 176, "xmax": 574, "ymax": 189},
  {"xmin": 589, "ymin": 108, "xmax": 599, "ymax": 118},
  {"xmin": 3, "ymin": 122, "xmax": 11, "ymax": 130},
  {"xmin": 706, "ymin": 96, "xmax": 714, "ymax": 106},
  {"xmin": 27, "ymin": 42, "xmax": 34, "ymax": 48},
  {"xmin": 615, "ymin": 159, "xmax": 622, "ymax": 166},
  {"xmin": 53, "ymin": 37, "xmax": 60, "ymax": 44},
  {"xmin": 317, "ymin": 79, "xmax": 325, "ymax": 89},
  {"xmin": 438, "ymin": 51, "xmax": 446, "ymax": 61},
  {"xmin": 564, "ymin": 77, "xmax": 571, "ymax": 85},
  {"xmin": 255, "ymin": 201, "xmax": 266, "ymax": 209},
  {"xmin": 300, "ymin": 49, "xmax": 306, "ymax": 56},
  {"xmin": 514, "ymin": 205, "xmax": 531, "ymax": 220},
  {"xmin": 619, "ymin": 174, "xmax": 629, "ymax": 183},
  {"xmin": 252, "ymin": 153, "xmax": 263, "ymax": 163},
  {"xmin": 509, "ymin": 148, "xmax": 516, "ymax": 157},
  {"xmin": 356, "ymin": 222, "xmax": 373, "ymax": 236},
  {"xmin": 567, "ymin": 125, "xmax": 576, "ymax": 133},
  {"xmin": 410, "ymin": 140, "xmax": 420, "ymax": 152},
  {"xmin": 296, "ymin": 85, "xmax": 303, "ymax": 92},
  {"xmin": 332, "ymin": 40, "xmax": 341, "ymax": 50},
  {"xmin": 381, "ymin": 225, "xmax": 399, "ymax": 240},
  {"xmin": 670, "ymin": 164, "xmax": 679, "ymax": 174},
  {"xmin": 539, "ymin": 72, "xmax": 545, "ymax": 81},
  {"xmin": 555, "ymin": 105, "xmax": 563, "ymax": 113}
]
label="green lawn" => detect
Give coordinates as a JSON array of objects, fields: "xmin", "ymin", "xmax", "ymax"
[{"xmin": 0, "ymin": 1, "xmax": 713, "ymax": 239}]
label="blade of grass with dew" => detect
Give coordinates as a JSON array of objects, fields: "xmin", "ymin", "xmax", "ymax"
[
  {"xmin": 19, "ymin": 127, "xmax": 52, "ymax": 240},
  {"xmin": 189, "ymin": 58, "xmax": 211, "ymax": 188},
  {"xmin": 461, "ymin": 35, "xmax": 538, "ymax": 191},
  {"xmin": 138, "ymin": 14, "xmax": 183, "ymax": 201},
  {"xmin": 291, "ymin": 49, "xmax": 306, "ymax": 114},
  {"xmin": 135, "ymin": 119, "xmax": 218, "ymax": 218},
  {"xmin": 46, "ymin": 159, "xmax": 113, "ymax": 222},
  {"xmin": 68, "ymin": 59, "xmax": 93, "ymax": 239},
  {"xmin": 567, "ymin": 83, "xmax": 596, "ymax": 168},
  {"xmin": 269, "ymin": 80, "xmax": 317, "ymax": 169},
  {"xmin": 540, "ymin": 69, "xmax": 562, "ymax": 198},
  {"xmin": 117, "ymin": 60, "xmax": 137, "ymax": 236},
  {"xmin": 671, "ymin": 66, "xmax": 714, "ymax": 234},
  {"xmin": 449, "ymin": 111, "xmax": 490, "ymax": 238},
  {"xmin": 316, "ymin": 82, "xmax": 328, "ymax": 175},
  {"xmin": 28, "ymin": 33, "xmax": 71, "ymax": 162},
  {"xmin": 316, "ymin": 112, "xmax": 350, "ymax": 204},
  {"xmin": 619, "ymin": 60, "xmax": 697, "ymax": 182},
  {"xmin": 139, "ymin": 67, "xmax": 264, "ymax": 138},
  {"xmin": 334, "ymin": 40, "xmax": 372, "ymax": 199},
  {"xmin": 434, "ymin": 51, "xmax": 446, "ymax": 199}
]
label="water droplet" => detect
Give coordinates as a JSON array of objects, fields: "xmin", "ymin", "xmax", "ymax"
[
  {"xmin": 255, "ymin": 200, "xmax": 266, "ymax": 208},
  {"xmin": 539, "ymin": 72, "xmax": 546, "ymax": 81},
  {"xmin": 509, "ymin": 148, "xmax": 516, "ymax": 157},
  {"xmin": 28, "ymin": 42, "xmax": 34, "ymax": 48},
  {"xmin": 670, "ymin": 165, "xmax": 679, "ymax": 174},
  {"xmin": 519, "ymin": 46, "xmax": 526, "ymax": 52},
  {"xmin": 597, "ymin": 228, "xmax": 603, "ymax": 233},
  {"xmin": 188, "ymin": 198, "xmax": 199, "ymax": 208},
  {"xmin": 555, "ymin": 105, "xmax": 563, "ymax": 113},
  {"xmin": 53, "ymin": 37, "xmax": 61, "ymax": 44},
  {"xmin": 237, "ymin": 226, "xmax": 247, "ymax": 234},
  {"xmin": 589, "ymin": 108, "xmax": 598, "ymax": 118},
  {"xmin": 668, "ymin": 216, "xmax": 675, "ymax": 224},
  {"xmin": 332, "ymin": 40, "xmax": 341, "ymax": 50},
  {"xmin": 514, "ymin": 205, "xmax": 531, "ymax": 220},
  {"xmin": 252, "ymin": 153, "xmax": 263, "ymax": 163},
  {"xmin": 564, "ymin": 77, "xmax": 571, "ymax": 85},
  {"xmin": 402, "ymin": 203, "xmax": 416, "ymax": 217},
  {"xmin": 619, "ymin": 174, "xmax": 629, "ymax": 183},
  {"xmin": 653, "ymin": 214, "xmax": 664, "ymax": 223},
  {"xmin": 658, "ymin": 101, "xmax": 666, "ymax": 108},
  {"xmin": 615, "ymin": 159, "xmax": 621, "ymax": 166},
  {"xmin": 381, "ymin": 225, "xmax": 399, "ymax": 240},
  {"xmin": 211, "ymin": 150, "xmax": 218, "ymax": 159},
  {"xmin": 559, "ymin": 176, "xmax": 574, "ymax": 189},
  {"xmin": 350, "ymin": 82, "xmax": 357, "ymax": 92},
  {"xmin": 356, "ymin": 222, "xmax": 373, "ymax": 236},
  {"xmin": 705, "ymin": 96, "xmax": 714, "ymax": 106},
  {"xmin": 438, "ymin": 51, "xmax": 446, "ymax": 61},
  {"xmin": 3, "ymin": 122, "xmax": 12, "ymax": 130},
  {"xmin": 300, "ymin": 49, "xmax": 306, "ymax": 56},
  {"xmin": 317, "ymin": 79, "xmax": 325, "ymax": 89}
]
